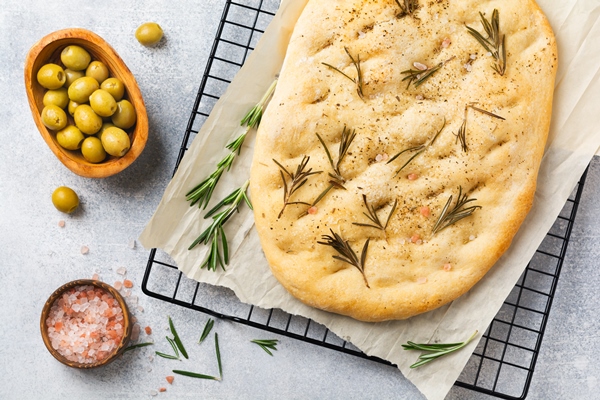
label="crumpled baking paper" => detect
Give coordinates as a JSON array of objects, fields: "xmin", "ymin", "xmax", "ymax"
[{"xmin": 139, "ymin": 1, "xmax": 600, "ymax": 398}]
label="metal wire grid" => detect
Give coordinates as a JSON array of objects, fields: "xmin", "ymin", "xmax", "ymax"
[{"xmin": 141, "ymin": 1, "xmax": 588, "ymax": 398}]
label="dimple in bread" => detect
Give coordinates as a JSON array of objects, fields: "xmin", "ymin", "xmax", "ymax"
[{"xmin": 250, "ymin": 0, "xmax": 557, "ymax": 322}]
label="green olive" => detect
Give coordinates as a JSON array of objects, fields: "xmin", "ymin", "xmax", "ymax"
[
  {"xmin": 56, "ymin": 125, "xmax": 85, "ymax": 150},
  {"xmin": 60, "ymin": 45, "xmax": 91, "ymax": 71},
  {"xmin": 64, "ymin": 69, "xmax": 85, "ymax": 88},
  {"xmin": 81, "ymin": 136, "xmax": 106, "ymax": 163},
  {"xmin": 101, "ymin": 127, "xmax": 131, "ymax": 157},
  {"xmin": 37, "ymin": 63, "xmax": 66, "ymax": 90},
  {"xmin": 135, "ymin": 22, "xmax": 164, "ymax": 46},
  {"xmin": 85, "ymin": 61, "xmax": 109, "ymax": 84},
  {"xmin": 68, "ymin": 100, "xmax": 80, "ymax": 117},
  {"xmin": 41, "ymin": 105, "xmax": 68, "ymax": 131},
  {"xmin": 95, "ymin": 122, "xmax": 115, "ymax": 141},
  {"xmin": 42, "ymin": 88, "xmax": 69, "ymax": 109},
  {"xmin": 68, "ymin": 76, "xmax": 99, "ymax": 103},
  {"xmin": 74, "ymin": 104, "xmax": 103, "ymax": 135},
  {"xmin": 100, "ymin": 78, "xmax": 125, "ymax": 101},
  {"xmin": 52, "ymin": 186, "xmax": 80, "ymax": 213},
  {"xmin": 111, "ymin": 99, "xmax": 136, "ymax": 129},
  {"xmin": 89, "ymin": 89, "xmax": 117, "ymax": 117}
]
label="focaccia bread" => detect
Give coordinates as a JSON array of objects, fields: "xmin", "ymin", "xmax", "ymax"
[{"xmin": 250, "ymin": 0, "xmax": 557, "ymax": 322}]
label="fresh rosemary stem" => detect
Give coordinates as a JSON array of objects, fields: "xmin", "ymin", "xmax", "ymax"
[
  {"xmin": 274, "ymin": 156, "xmax": 321, "ymax": 219},
  {"xmin": 251, "ymin": 339, "xmax": 279, "ymax": 356},
  {"xmin": 466, "ymin": 9, "xmax": 506, "ymax": 76},
  {"xmin": 188, "ymin": 180, "xmax": 252, "ymax": 271},
  {"xmin": 432, "ymin": 186, "xmax": 481, "ymax": 235},
  {"xmin": 322, "ymin": 47, "xmax": 365, "ymax": 100},
  {"xmin": 123, "ymin": 342, "xmax": 154, "ymax": 353},
  {"xmin": 318, "ymin": 229, "xmax": 371, "ymax": 288},
  {"xmin": 403, "ymin": 330, "xmax": 479, "ymax": 368},
  {"xmin": 186, "ymin": 80, "xmax": 277, "ymax": 209},
  {"xmin": 169, "ymin": 316, "xmax": 189, "ymax": 359},
  {"xmin": 240, "ymin": 79, "xmax": 278, "ymax": 128},
  {"xmin": 199, "ymin": 318, "xmax": 215, "ymax": 343}
]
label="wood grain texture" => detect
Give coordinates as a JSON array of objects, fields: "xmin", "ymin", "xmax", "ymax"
[{"xmin": 24, "ymin": 28, "xmax": 148, "ymax": 178}]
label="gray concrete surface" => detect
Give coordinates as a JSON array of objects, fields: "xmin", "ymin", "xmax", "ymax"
[{"xmin": 1, "ymin": 1, "xmax": 598, "ymax": 399}]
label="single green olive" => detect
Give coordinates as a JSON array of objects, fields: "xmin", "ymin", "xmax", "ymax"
[
  {"xmin": 56, "ymin": 125, "xmax": 85, "ymax": 150},
  {"xmin": 52, "ymin": 186, "xmax": 80, "ymax": 213},
  {"xmin": 74, "ymin": 104, "xmax": 103, "ymax": 135},
  {"xmin": 68, "ymin": 100, "xmax": 81, "ymax": 117},
  {"xmin": 135, "ymin": 22, "xmax": 164, "ymax": 46},
  {"xmin": 60, "ymin": 45, "xmax": 91, "ymax": 71},
  {"xmin": 111, "ymin": 99, "xmax": 136, "ymax": 129},
  {"xmin": 81, "ymin": 136, "xmax": 106, "ymax": 163},
  {"xmin": 68, "ymin": 76, "xmax": 99, "ymax": 103},
  {"xmin": 41, "ymin": 105, "xmax": 68, "ymax": 131},
  {"xmin": 100, "ymin": 78, "xmax": 125, "ymax": 101},
  {"xmin": 101, "ymin": 127, "xmax": 131, "ymax": 157},
  {"xmin": 64, "ymin": 69, "xmax": 85, "ymax": 88},
  {"xmin": 89, "ymin": 89, "xmax": 117, "ymax": 117},
  {"xmin": 85, "ymin": 61, "xmax": 109, "ymax": 84},
  {"xmin": 42, "ymin": 88, "xmax": 69, "ymax": 109},
  {"xmin": 37, "ymin": 63, "xmax": 66, "ymax": 90}
]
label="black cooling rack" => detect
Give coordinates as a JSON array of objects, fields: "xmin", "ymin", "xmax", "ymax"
[{"xmin": 142, "ymin": 1, "xmax": 588, "ymax": 398}]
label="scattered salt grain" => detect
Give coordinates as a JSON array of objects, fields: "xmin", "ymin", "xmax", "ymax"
[
  {"xmin": 417, "ymin": 277, "xmax": 428, "ymax": 284},
  {"xmin": 443, "ymin": 263, "xmax": 452, "ymax": 272},
  {"xmin": 469, "ymin": 235, "xmax": 476, "ymax": 241},
  {"xmin": 307, "ymin": 206, "xmax": 318, "ymax": 215},
  {"xmin": 441, "ymin": 37, "xmax": 451, "ymax": 48},
  {"xmin": 113, "ymin": 281, "xmax": 123, "ymax": 291},
  {"xmin": 123, "ymin": 279, "xmax": 133, "ymax": 288},
  {"xmin": 92, "ymin": 273, "xmax": 99, "ymax": 281},
  {"xmin": 166, "ymin": 376, "xmax": 174, "ymax": 384},
  {"xmin": 58, "ymin": 220, "xmax": 65, "ymax": 228},
  {"xmin": 116, "ymin": 267, "xmax": 127, "ymax": 275},
  {"xmin": 159, "ymin": 388, "xmax": 166, "ymax": 393},
  {"xmin": 415, "ymin": 94, "xmax": 424, "ymax": 101},
  {"xmin": 375, "ymin": 153, "xmax": 389, "ymax": 162},
  {"xmin": 149, "ymin": 389, "xmax": 158, "ymax": 396},
  {"xmin": 45, "ymin": 285, "xmax": 124, "ymax": 364},
  {"xmin": 464, "ymin": 63, "xmax": 473, "ymax": 72},
  {"xmin": 144, "ymin": 326, "xmax": 152, "ymax": 335},
  {"xmin": 128, "ymin": 239, "xmax": 136, "ymax": 249},
  {"xmin": 124, "ymin": 290, "xmax": 131, "ymax": 297},
  {"xmin": 420, "ymin": 206, "xmax": 430, "ymax": 217},
  {"xmin": 81, "ymin": 246, "xmax": 89, "ymax": 255},
  {"xmin": 137, "ymin": 306, "xmax": 145, "ymax": 313},
  {"xmin": 131, "ymin": 323, "xmax": 141, "ymax": 341},
  {"xmin": 410, "ymin": 234, "xmax": 421, "ymax": 244},
  {"xmin": 470, "ymin": 54, "xmax": 477, "ymax": 60},
  {"xmin": 407, "ymin": 173, "xmax": 419, "ymax": 181},
  {"xmin": 413, "ymin": 61, "xmax": 428, "ymax": 71}
]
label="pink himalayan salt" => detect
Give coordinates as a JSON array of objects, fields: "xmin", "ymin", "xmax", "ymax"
[
  {"xmin": 113, "ymin": 281, "xmax": 123, "ymax": 290},
  {"xmin": 407, "ymin": 173, "xmax": 419, "ymax": 181},
  {"xmin": 159, "ymin": 388, "xmax": 166, "ymax": 393},
  {"xmin": 58, "ymin": 220, "xmax": 65, "ymax": 228},
  {"xmin": 307, "ymin": 206, "xmax": 318, "ymax": 215},
  {"xmin": 131, "ymin": 323, "xmax": 141, "ymax": 341},
  {"xmin": 443, "ymin": 263, "xmax": 452, "ymax": 272},
  {"xmin": 81, "ymin": 246, "xmax": 89, "ymax": 255},
  {"xmin": 46, "ymin": 285, "xmax": 124, "ymax": 364},
  {"xmin": 420, "ymin": 206, "xmax": 430, "ymax": 217},
  {"xmin": 417, "ymin": 277, "xmax": 428, "ymax": 284},
  {"xmin": 123, "ymin": 279, "xmax": 133, "ymax": 288}
]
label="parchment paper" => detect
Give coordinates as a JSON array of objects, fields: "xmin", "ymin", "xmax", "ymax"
[{"xmin": 140, "ymin": 1, "xmax": 600, "ymax": 399}]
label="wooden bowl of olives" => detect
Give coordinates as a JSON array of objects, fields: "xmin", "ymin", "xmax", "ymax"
[{"xmin": 24, "ymin": 28, "xmax": 148, "ymax": 178}]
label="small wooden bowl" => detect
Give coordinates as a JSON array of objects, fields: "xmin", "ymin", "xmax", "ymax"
[
  {"xmin": 24, "ymin": 28, "xmax": 148, "ymax": 178},
  {"xmin": 40, "ymin": 279, "xmax": 132, "ymax": 369}
]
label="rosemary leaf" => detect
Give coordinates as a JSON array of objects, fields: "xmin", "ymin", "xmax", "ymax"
[
  {"xmin": 318, "ymin": 229, "xmax": 370, "ymax": 288},
  {"xmin": 215, "ymin": 332, "xmax": 223, "ymax": 379},
  {"xmin": 251, "ymin": 339, "xmax": 279, "ymax": 356},
  {"xmin": 455, "ymin": 105, "xmax": 504, "ymax": 153},
  {"xmin": 168, "ymin": 316, "xmax": 189, "ymax": 359},
  {"xmin": 432, "ymin": 186, "xmax": 481, "ymax": 234},
  {"xmin": 199, "ymin": 318, "xmax": 215, "ymax": 343},
  {"xmin": 274, "ymin": 156, "xmax": 322, "ymax": 218},
  {"xmin": 352, "ymin": 195, "xmax": 398, "ymax": 231},
  {"xmin": 155, "ymin": 351, "xmax": 179, "ymax": 360},
  {"xmin": 322, "ymin": 47, "xmax": 365, "ymax": 100},
  {"xmin": 403, "ymin": 330, "xmax": 478, "ymax": 368},
  {"xmin": 122, "ymin": 342, "xmax": 154, "ymax": 353},
  {"xmin": 388, "ymin": 118, "xmax": 446, "ymax": 172},
  {"xmin": 466, "ymin": 9, "xmax": 506, "ymax": 75},
  {"xmin": 166, "ymin": 336, "xmax": 180, "ymax": 358},
  {"xmin": 173, "ymin": 370, "xmax": 220, "ymax": 381}
]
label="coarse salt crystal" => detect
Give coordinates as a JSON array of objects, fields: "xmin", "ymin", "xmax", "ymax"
[
  {"xmin": 58, "ymin": 220, "xmax": 65, "ymax": 228},
  {"xmin": 123, "ymin": 279, "xmax": 133, "ymax": 288},
  {"xmin": 149, "ymin": 390, "xmax": 158, "ymax": 396},
  {"xmin": 413, "ymin": 62, "xmax": 428, "ymax": 71},
  {"xmin": 128, "ymin": 239, "xmax": 136, "ymax": 249},
  {"xmin": 469, "ymin": 235, "xmax": 476, "ymax": 241},
  {"xmin": 464, "ymin": 64, "xmax": 473, "ymax": 72},
  {"xmin": 441, "ymin": 37, "xmax": 451, "ymax": 48},
  {"xmin": 407, "ymin": 173, "xmax": 419, "ymax": 181},
  {"xmin": 114, "ymin": 281, "xmax": 123, "ymax": 291},
  {"xmin": 411, "ymin": 234, "xmax": 421, "ymax": 244},
  {"xmin": 159, "ymin": 387, "xmax": 166, "ymax": 392},
  {"xmin": 443, "ymin": 263, "xmax": 452, "ymax": 272},
  {"xmin": 92, "ymin": 273, "xmax": 99, "ymax": 281},
  {"xmin": 144, "ymin": 326, "xmax": 152, "ymax": 335},
  {"xmin": 116, "ymin": 267, "xmax": 127, "ymax": 275},
  {"xmin": 470, "ymin": 54, "xmax": 477, "ymax": 60},
  {"xmin": 137, "ymin": 306, "xmax": 145, "ymax": 312},
  {"xmin": 417, "ymin": 277, "xmax": 427, "ymax": 284},
  {"xmin": 420, "ymin": 206, "xmax": 430, "ymax": 217},
  {"xmin": 166, "ymin": 376, "xmax": 174, "ymax": 384},
  {"xmin": 308, "ymin": 206, "xmax": 318, "ymax": 215},
  {"xmin": 415, "ymin": 94, "xmax": 424, "ymax": 101},
  {"xmin": 81, "ymin": 246, "xmax": 89, "ymax": 255}
]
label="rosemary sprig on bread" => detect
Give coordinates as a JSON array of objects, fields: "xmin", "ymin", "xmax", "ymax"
[{"xmin": 466, "ymin": 9, "xmax": 506, "ymax": 76}]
